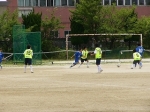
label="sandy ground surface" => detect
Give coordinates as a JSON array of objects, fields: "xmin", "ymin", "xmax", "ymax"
[{"xmin": 0, "ymin": 62, "xmax": 150, "ymax": 112}]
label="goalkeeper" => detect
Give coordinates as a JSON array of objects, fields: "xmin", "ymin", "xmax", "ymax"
[
  {"xmin": 70, "ymin": 48, "xmax": 82, "ymax": 68},
  {"xmin": 0, "ymin": 48, "xmax": 4, "ymax": 69}
]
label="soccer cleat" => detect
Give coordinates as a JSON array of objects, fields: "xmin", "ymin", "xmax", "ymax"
[
  {"xmin": 98, "ymin": 69, "xmax": 103, "ymax": 73},
  {"xmin": 87, "ymin": 66, "xmax": 89, "ymax": 68},
  {"xmin": 70, "ymin": 65, "xmax": 73, "ymax": 68},
  {"xmin": 100, "ymin": 69, "xmax": 103, "ymax": 73},
  {"xmin": 31, "ymin": 71, "xmax": 34, "ymax": 73},
  {"xmin": 131, "ymin": 67, "xmax": 133, "ymax": 69}
]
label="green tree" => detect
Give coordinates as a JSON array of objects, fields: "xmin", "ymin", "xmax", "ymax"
[
  {"xmin": 41, "ymin": 9, "xmax": 64, "ymax": 52},
  {"xmin": 70, "ymin": 0, "xmax": 102, "ymax": 34},
  {"xmin": 135, "ymin": 16, "xmax": 150, "ymax": 48},
  {"xmin": 70, "ymin": 0, "xmax": 102, "ymax": 47},
  {"xmin": 42, "ymin": 9, "xmax": 64, "ymax": 39},
  {"xmin": 70, "ymin": 1, "xmax": 138, "ymax": 49},
  {"xmin": 98, "ymin": 5, "xmax": 137, "ymax": 33},
  {"xmin": 0, "ymin": 9, "xmax": 19, "ymax": 52},
  {"xmin": 70, "ymin": 16, "xmax": 89, "ymax": 48},
  {"xmin": 97, "ymin": 5, "xmax": 138, "ymax": 49},
  {"xmin": 22, "ymin": 9, "xmax": 42, "ymax": 32}
]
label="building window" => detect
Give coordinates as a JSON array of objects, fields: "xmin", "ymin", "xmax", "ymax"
[
  {"xmin": 18, "ymin": 10, "xmax": 32, "ymax": 17},
  {"xmin": 118, "ymin": 0, "xmax": 124, "ymax": 5},
  {"xmin": 146, "ymin": 0, "xmax": 150, "ymax": 5},
  {"xmin": 132, "ymin": 0, "xmax": 138, "ymax": 5},
  {"xmin": 111, "ymin": 0, "xmax": 117, "ymax": 5},
  {"xmin": 104, "ymin": 0, "xmax": 110, "ymax": 5},
  {"xmin": 47, "ymin": 0, "xmax": 53, "ymax": 6},
  {"xmin": 62, "ymin": 0, "xmax": 67, "ymax": 6},
  {"xmin": 50, "ymin": 31, "xmax": 59, "ymax": 38},
  {"xmin": 25, "ymin": 0, "xmax": 32, "ymax": 6},
  {"xmin": 54, "ymin": 0, "xmax": 60, "ymax": 6},
  {"xmin": 40, "ymin": 0, "xmax": 46, "ymax": 6},
  {"xmin": 68, "ymin": 0, "xmax": 74, "ymax": 6},
  {"xmin": 125, "ymin": 0, "xmax": 131, "ymax": 5},
  {"xmin": 64, "ymin": 31, "xmax": 71, "ymax": 37},
  {"xmin": 18, "ymin": 0, "xmax": 24, "ymax": 6},
  {"xmin": 139, "ymin": 0, "xmax": 144, "ymax": 5},
  {"xmin": 33, "ymin": 0, "xmax": 39, "ymax": 6}
]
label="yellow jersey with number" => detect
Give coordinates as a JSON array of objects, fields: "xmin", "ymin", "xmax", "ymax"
[
  {"xmin": 133, "ymin": 52, "xmax": 141, "ymax": 60},
  {"xmin": 95, "ymin": 47, "xmax": 102, "ymax": 59},
  {"xmin": 81, "ymin": 50, "xmax": 88, "ymax": 59},
  {"xmin": 23, "ymin": 49, "xmax": 33, "ymax": 59}
]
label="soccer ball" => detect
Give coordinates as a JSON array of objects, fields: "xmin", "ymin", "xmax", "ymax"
[{"xmin": 117, "ymin": 65, "xmax": 120, "ymax": 67}]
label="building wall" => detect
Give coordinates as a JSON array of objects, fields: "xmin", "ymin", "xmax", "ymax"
[
  {"xmin": 33, "ymin": 7, "xmax": 73, "ymax": 38},
  {"xmin": 0, "ymin": 0, "xmax": 8, "ymax": 15},
  {"xmin": 4, "ymin": 0, "xmax": 150, "ymax": 38},
  {"xmin": 136, "ymin": 6, "xmax": 150, "ymax": 17}
]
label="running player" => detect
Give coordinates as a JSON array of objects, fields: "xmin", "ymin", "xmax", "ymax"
[
  {"xmin": 135, "ymin": 43, "xmax": 145, "ymax": 67},
  {"xmin": 78, "ymin": 46, "xmax": 89, "ymax": 68},
  {"xmin": 131, "ymin": 49, "xmax": 142, "ymax": 69},
  {"xmin": 91, "ymin": 44, "xmax": 103, "ymax": 73},
  {"xmin": 23, "ymin": 45, "xmax": 34, "ymax": 73},
  {"xmin": 0, "ymin": 48, "xmax": 4, "ymax": 69},
  {"xmin": 70, "ymin": 48, "xmax": 82, "ymax": 68}
]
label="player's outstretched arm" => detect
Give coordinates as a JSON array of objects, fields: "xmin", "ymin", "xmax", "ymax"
[
  {"xmin": 71, "ymin": 54, "xmax": 75, "ymax": 58},
  {"xmin": 90, "ymin": 52, "xmax": 94, "ymax": 56}
]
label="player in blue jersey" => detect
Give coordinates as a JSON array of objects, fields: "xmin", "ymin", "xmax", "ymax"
[
  {"xmin": 70, "ymin": 48, "xmax": 82, "ymax": 68},
  {"xmin": 0, "ymin": 48, "xmax": 4, "ymax": 69},
  {"xmin": 135, "ymin": 43, "xmax": 145, "ymax": 67}
]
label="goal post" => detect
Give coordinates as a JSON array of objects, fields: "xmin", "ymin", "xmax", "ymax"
[{"xmin": 66, "ymin": 33, "xmax": 142, "ymax": 60}]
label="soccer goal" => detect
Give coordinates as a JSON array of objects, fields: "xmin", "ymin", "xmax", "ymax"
[{"xmin": 66, "ymin": 33, "xmax": 143, "ymax": 60}]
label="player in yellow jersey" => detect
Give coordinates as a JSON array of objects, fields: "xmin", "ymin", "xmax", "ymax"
[
  {"xmin": 131, "ymin": 49, "xmax": 142, "ymax": 69},
  {"xmin": 23, "ymin": 45, "xmax": 34, "ymax": 73},
  {"xmin": 91, "ymin": 44, "xmax": 103, "ymax": 73},
  {"xmin": 78, "ymin": 46, "xmax": 89, "ymax": 68}
]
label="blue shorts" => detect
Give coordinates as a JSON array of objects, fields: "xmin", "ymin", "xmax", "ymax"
[{"xmin": 73, "ymin": 58, "xmax": 80, "ymax": 64}]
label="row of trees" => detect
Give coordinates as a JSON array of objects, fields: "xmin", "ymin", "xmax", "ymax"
[
  {"xmin": 0, "ymin": 0, "xmax": 150, "ymax": 53},
  {"xmin": 0, "ymin": 9, "xmax": 63, "ymax": 52},
  {"xmin": 70, "ymin": 0, "xmax": 150, "ymax": 49}
]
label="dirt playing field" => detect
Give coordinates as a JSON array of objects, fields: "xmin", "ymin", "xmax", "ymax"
[{"xmin": 0, "ymin": 62, "xmax": 150, "ymax": 112}]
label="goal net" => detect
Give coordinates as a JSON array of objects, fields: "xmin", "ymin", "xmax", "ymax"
[{"xmin": 66, "ymin": 33, "xmax": 143, "ymax": 60}]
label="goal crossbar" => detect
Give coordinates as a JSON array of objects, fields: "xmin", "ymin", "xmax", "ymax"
[{"xmin": 66, "ymin": 33, "xmax": 142, "ymax": 60}]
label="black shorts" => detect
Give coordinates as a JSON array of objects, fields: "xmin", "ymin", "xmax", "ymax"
[
  {"xmin": 133, "ymin": 60, "xmax": 140, "ymax": 65},
  {"xmin": 81, "ymin": 58, "xmax": 88, "ymax": 62},
  {"xmin": 96, "ymin": 58, "xmax": 101, "ymax": 65},
  {"xmin": 25, "ymin": 58, "xmax": 32, "ymax": 65}
]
